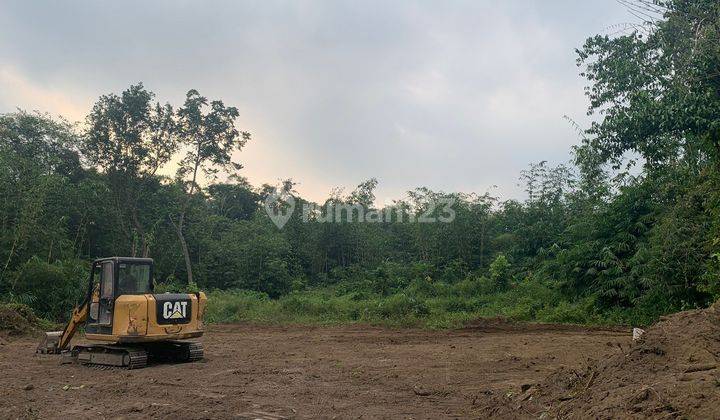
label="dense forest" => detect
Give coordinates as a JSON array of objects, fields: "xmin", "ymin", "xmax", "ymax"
[{"xmin": 1, "ymin": 0, "xmax": 719, "ymax": 327}]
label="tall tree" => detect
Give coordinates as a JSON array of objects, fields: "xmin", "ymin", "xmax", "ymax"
[
  {"xmin": 0, "ymin": 111, "xmax": 81, "ymax": 285},
  {"xmin": 173, "ymin": 89, "xmax": 249, "ymax": 284},
  {"xmin": 576, "ymin": 0, "xmax": 720, "ymax": 171},
  {"xmin": 83, "ymin": 83, "xmax": 176, "ymax": 257}
]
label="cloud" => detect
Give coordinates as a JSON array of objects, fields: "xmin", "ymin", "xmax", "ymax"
[
  {"xmin": 0, "ymin": 66, "xmax": 88, "ymax": 120},
  {"xmin": 0, "ymin": 1, "xmax": 631, "ymax": 203}
]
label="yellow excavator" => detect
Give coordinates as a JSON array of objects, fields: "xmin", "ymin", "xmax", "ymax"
[{"xmin": 37, "ymin": 257, "xmax": 206, "ymax": 369}]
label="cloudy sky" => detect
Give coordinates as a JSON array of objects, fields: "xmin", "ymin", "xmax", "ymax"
[{"xmin": 0, "ymin": 1, "xmax": 631, "ymax": 203}]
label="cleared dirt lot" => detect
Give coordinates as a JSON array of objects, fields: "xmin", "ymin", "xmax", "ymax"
[{"xmin": 0, "ymin": 322, "xmax": 629, "ymax": 419}]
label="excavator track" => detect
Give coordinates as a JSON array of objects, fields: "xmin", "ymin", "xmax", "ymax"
[
  {"xmin": 83, "ymin": 351, "xmax": 148, "ymax": 370},
  {"xmin": 70, "ymin": 341, "xmax": 203, "ymax": 369},
  {"xmin": 186, "ymin": 341, "xmax": 204, "ymax": 362},
  {"xmin": 72, "ymin": 345, "xmax": 148, "ymax": 369},
  {"xmin": 144, "ymin": 340, "xmax": 204, "ymax": 363},
  {"xmin": 128, "ymin": 349, "xmax": 149, "ymax": 369}
]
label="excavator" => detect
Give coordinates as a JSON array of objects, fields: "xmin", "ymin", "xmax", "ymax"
[{"xmin": 37, "ymin": 257, "xmax": 206, "ymax": 369}]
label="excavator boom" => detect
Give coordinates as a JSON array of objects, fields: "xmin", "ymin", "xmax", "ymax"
[{"xmin": 37, "ymin": 300, "xmax": 88, "ymax": 354}]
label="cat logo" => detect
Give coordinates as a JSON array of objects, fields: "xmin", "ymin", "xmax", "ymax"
[{"xmin": 162, "ymin": 301, "xmax": 188, "ymax": 320}]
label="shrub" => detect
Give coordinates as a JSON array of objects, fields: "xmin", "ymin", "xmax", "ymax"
[
  {"xmin": 8, "ymin": 258, "xmax": 87, "ymax": 321},
  {"xmin": 489, "ymin": 254, "xmax": 511, "ymax": 289},
  {"xmin": 441, "ymin": 259, "xmax": 468, "ymax": 283},
  {"xmin": 443, "ymin": 297, "xmax": 477, "ymax": 313},
  {"xmin": 371, "ymin": 262, "xmax": 411, "ymax": 296},
  {"xmin": 405, "ymin": 276, "xmax": 443, "ymax": 297},
  {"xmin": 204, "ymin": 289, "xmax": 272, "ymax": 323},
  {"xmin": 370, "ymin": 293, "xmax": 430, "ymax": 319},
  {"xmin": 454, "ymin": 275, "xmax": 496, "ymax": 296},
  {"xmin": 260, "ymin": 258, "xmax": 292, "ymax": 298},
  {"xmin": 536, "ymin": 300, "xmax": 592, "ymax": 324}
]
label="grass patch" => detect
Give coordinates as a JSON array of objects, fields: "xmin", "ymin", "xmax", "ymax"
[{"xmin": 204, "ymin": 277, "xmax": 646, "ymax": 329}]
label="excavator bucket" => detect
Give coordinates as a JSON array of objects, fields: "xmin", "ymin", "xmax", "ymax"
[{"xmin": 37, "ymin": 331, "xmax": 64, "ymax": 354}]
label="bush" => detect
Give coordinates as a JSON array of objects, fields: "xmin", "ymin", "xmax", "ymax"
[
  {"xmin": 260, "ymin": 258, "xmax": 293, "ymax": 298},
  {"xmin": 536, "ymin": 299, "xmax": 593, "ymax": 324},
  {"xmin": 204, "ymin": 289, "xmax": 272, "ymax": 323},
  {"xmin": 280, "ymin": 292, "xmax": 342, "ymax": 317},
  {"xmin": 443, "ymin": 297, "xmax": 478, "ymax": 313},
  {"xmin": 474, "ymin": 278, "xmax": 560, "ymax": 321},
  {"xmin": 370, "ymin": 293, "xmax": 430, "ymax": 319},
  {"xmin": 7, "ymin": 258, "xmax": 87, "ymax": 321},
  {"xmin": 453, "ymin": 275, "xmax": 496, "ymax": 296},
  {"xmin": 405, "ymin": 276, "xmax": 445, "ymax": 297},
  {"xmin": 489, "ymin": 254, "xmax": 511, "ymax": 289},
  {"xmin": 370, "ymin": 262, "xmax": 411, "ymax": 296},
  {"xmin": 441, "ymin": 259, "xmax": 468, "ymax": 283},
  {"xmin": 201, "ymin": 278, "xmax": 637, "ymax": 329}
]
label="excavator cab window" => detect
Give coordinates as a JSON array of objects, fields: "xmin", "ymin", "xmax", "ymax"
[
  {"xmin": 117, "ymin": 262, "xmax": 152, "ymax": 295},
  {"xmin": 98, "ymin": 262, "xmax": 114, "ymax": 325},
  {"xmin": 100, "ymin": 262, "xmax": 114, "ymax": 298},
  {"xmin": 88, "ymin": 264, "xmax": 101, "ymax": 322}
]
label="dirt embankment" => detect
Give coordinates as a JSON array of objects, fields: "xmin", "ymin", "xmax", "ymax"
[
  {"xmin": 481, "ymin": 303, "xmax": 720, "ymax": 419},
  {"xmin": 0, "ymin": 303, "xmax": 43, "ymax": 339}
]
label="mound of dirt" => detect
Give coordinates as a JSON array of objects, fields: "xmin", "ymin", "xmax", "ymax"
[
  {"xmin": 482, "ymin": 302, "xmax": 720, "ymax": 419},
  {"xmin": 0, "ymin": 303, "xmax": 41, "ymax": 336}
]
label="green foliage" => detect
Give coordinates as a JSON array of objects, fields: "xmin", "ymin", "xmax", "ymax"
[
  {"xmin": 373, "ymin": 293, "xmax": 430, "ymax": 319},
  {"xmin": 4, "ymin": 2, "xmax": 720, "ymax": 327},
  {"xmin": 204, "ymin": 289, "xmax": 273, "ymax": 323},
  {"xmin": 454, "ymin": 275, "xmax": 495, "ymax": 296},
  {"xmin": 577, "ymin": 0, "xmax": 720, "ymax": 169},
  {"xmin": 176, "ymin": 89, "xmax": 249, "ymax": 179},
  {"xmin": 260, "ymin": 258, "xmax": 292, "ymax": 298},
  {"xmin": 84, "ymin": 83, "xmax": 176, "ymax": 177},
  {"xmin": 6, "ymin": 258, "xmax": 87, "ymax": 321},
  {"xmin": 173, "ymin": 88, "xmax": 251, "ymax": 285},
  {"xmin": 489, "ymin": 254, "xmax": 511, "ymax": 289},
  {"xmin": 154, "ymin": 280, "xmax": 201, "ymax": 294},
  {"xmin": 200, "ymin": 277, "xmax": 645, "ymax": 329}
]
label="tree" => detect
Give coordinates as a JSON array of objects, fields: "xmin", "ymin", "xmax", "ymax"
[
  {"xmin": 0, "ymin": 111, "xmax": 82, "ymax": 286},
  {"xmin": 572, "ymin": 0, "xmax": 720, "ymax": 311},
  {"xmin": 576, "ymin": 0, "xmax": 720, "ymax": 171},
  {"xmin": 173, "ymin": 89, "xmax": 249, "ymax": 284},
  {"xmin": 206, "ymin": 178, "xmax": 261, "ymax": 221},
  {"xmin": 349, "ymin": 178, "xmax": 378, "ymax": 207},
  {"xmin": 83, "ymin": 83, "xmax": 176, "ymax": 256}
]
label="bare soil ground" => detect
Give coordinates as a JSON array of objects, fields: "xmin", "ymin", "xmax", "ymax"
[
  {"xmin": 0, "ymin": 320, "xmax": 628, "ymax": 419},
  {"xmin": 484, "ymin": 303, "xmax": 720, "ymax": 419}
]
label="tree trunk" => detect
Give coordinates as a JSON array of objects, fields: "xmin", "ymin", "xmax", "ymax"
[
  {"xmin": 480, "ymin": 218, "xmax": 486, "ymax": 268},
  {"xmin": 174, "ymin": 153, "xmax": 201, "ymax": 285},
  {"xmin": 172, "ymin": 218, "xmax": 194, "ymax": 285},
  {"xmin": 131, "ymin": 210, "xmax": 149, "ymax": 257}
]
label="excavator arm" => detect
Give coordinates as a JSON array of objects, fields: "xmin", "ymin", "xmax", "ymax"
[
  {"xmin": 37, "ymin": 300, "xmax": 89, "ymax": 354},
  {"xmin": 37, "ymin": 264, "xmax": 97, "ymax": 354}
]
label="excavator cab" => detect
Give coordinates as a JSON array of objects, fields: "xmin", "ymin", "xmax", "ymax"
[
  {"xmin": 38, "ymin": 257, "xmax": 206, "ymax": 369},
  {"xmin": 87, "ymin": 258, "xmax": 153, "ymax": 332}
]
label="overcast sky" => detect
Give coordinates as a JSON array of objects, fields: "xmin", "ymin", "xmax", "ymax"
[{"xmin": 0, "ymin": 1, "xmax": 631, "ymax": 203}]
